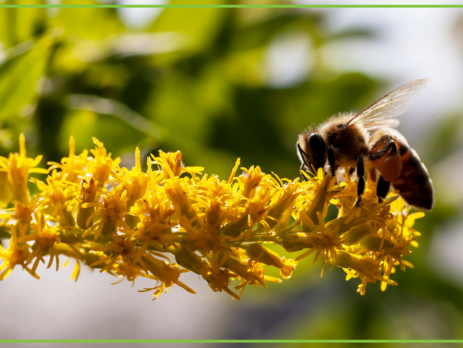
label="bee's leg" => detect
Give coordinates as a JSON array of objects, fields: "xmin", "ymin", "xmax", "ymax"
[
  {"xmin": 370, "ymin": 138, "xmax": 402, "ymax": 187},
  {"xmin": 369, "ymin": 136, "xmax": 402, "ymax": 203},
  {"xmin": 355, "ymin": 156, "xmax": 365, "ymax": 206},
  {"xmin": 369, "ymin": 140, "xmax": 398, "ymax": 161},
  {"xmin": 327, "ymin": 146, "xmax": 336, "ymax": 177},
  {"xmin": 377, "ymin": 175, "xmax": 391, "ymax": 203},
  {"xmin": 297, "ymin": 143, "xmax": 309, "ymax": 167}
]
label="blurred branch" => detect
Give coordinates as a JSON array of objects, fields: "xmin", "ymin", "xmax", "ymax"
[
  {"xmin": 71, "ymin": 32, "xmax": 189, "ymax": 63},
  {"xmin": 325, "ymin": 27, "xmax": 377, "ymax": 42},
  {"xmin": 66, "ymin": 94, "xmax": 168, "ymax": 142},
  {"xmin": 0, "ymin": 39, "xmax": 34, "ymax": 65}
]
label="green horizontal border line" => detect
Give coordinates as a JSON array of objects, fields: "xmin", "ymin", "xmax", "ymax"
[
  {"xmin": 1, "ymin": 340, "xmax": 463, "ymax": 343},
  {"xmin": 0, "ymin": 4, "xmax": 462, "ymax": 8}
]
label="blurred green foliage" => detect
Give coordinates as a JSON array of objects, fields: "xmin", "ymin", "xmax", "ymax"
[
  {"xmin": 0, "ymin": 0, "xmax": 379, "ymax": 180},
  {"xmin": 0, "ymin": 0, "xmax": 462, "ymax": 342}
]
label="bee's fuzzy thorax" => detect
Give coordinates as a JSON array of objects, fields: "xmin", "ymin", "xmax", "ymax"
[{"xmin": 316, "ymin": 113, "xmax": 370, "ymax": 167}]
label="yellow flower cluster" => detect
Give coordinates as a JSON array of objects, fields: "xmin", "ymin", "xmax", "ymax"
[{"xmin": 0, "ymin": 135, "xmax": 423, "ymax": 299}]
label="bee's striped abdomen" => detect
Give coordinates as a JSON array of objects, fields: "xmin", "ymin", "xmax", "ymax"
[{"xmin": 392, "ymin": 146, "xmax": 434, "ymax": 210}]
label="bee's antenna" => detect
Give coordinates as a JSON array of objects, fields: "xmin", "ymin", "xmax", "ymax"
[{"xmin": 297, "ymin": 143, "xmax": 309, "ymax": 168}]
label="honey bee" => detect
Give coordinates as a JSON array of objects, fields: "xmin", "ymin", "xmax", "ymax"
[{"xmin": 297, "ymin": 78, "xmax": 434, "ymax": 211}]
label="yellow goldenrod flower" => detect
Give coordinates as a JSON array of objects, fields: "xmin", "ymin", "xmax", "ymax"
[
  {"xmin": 0, "ymin": 135, "xmax": 426, "ymax": 299},
  {"xmin": 0, "ymin": 200, "xmax": 37, "ymax": 239},
  {"xmin": 246, "ymin": 244, "xmax": 297, "ymax": 279},
  {"xmin": 0, "ymin": 134, "xmax": 48, "ymax": 205},
  {"xmin": 81, "ymin": 185, "xmax": 128, "ymax": 240},
  {"xmin": 31, "ymin": 177, "xmax": 76, "ymax": 228},
  {"xmin": 111, "ymin": 261, "xmax": 149, "ymax": 285},
  {"xmin": 153, "ymin": 150, "xmax": 203, "ymax": 180},
  {"xmin": 86, "ymin": 138, "xmax": 121, "ymax": 189},
  {"xmin": 0, "ymin": 233, "xmax": 37, "ymax": 280},
  {"xmin": 224, "ymin": 249, "xmax": 281, "ymax": 294},
  {"xmin": 333, "ymin": 251, "xmax": 397, "ymax": 295},
  {"xmin": 120, "ymin": 148, "xmax": 149, "ymax": 228},
  {"xmin": 76, "ymin": 178, "xmax": 98, "ymax": 229},
  {"xmin": 20, "ymin": 214, "xmax": 61, "ymax": 274},
  {"xmin": 48, "ymin": 136, "xmax": 88, "ymax": 184},
  {"xmin": 140, "ymin": 252, "xmax": 195, "ymax": 300}
]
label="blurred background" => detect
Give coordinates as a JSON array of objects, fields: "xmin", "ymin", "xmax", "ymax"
[{"xmin": 1, "ymin": 0, "xmax": 463, "ymax": 346}]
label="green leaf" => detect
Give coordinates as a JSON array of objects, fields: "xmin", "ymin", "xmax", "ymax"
[
  {"xmin": 148, "ymin": 0, "xmax": 226, "ymax": 53},
  {"xmin": 59, "ymin": 109, "xmax": 150, "ymax": 158},
  {"xmin": 50, "ymin": 0, "xmax": 125, "ymax": 40},
  {"xmin": 0, "ymin": 30, "xmax": 56, "ymax": 120},
  {"xmin": 0, "ymin": 0, "xmax": 47, "ymax": 48}
]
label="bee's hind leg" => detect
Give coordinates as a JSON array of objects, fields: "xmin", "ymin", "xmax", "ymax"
[
  {"xmin": 377, "ymin": 175, "xmax": 390, "ymax": 203},
  {"xmin": 355, "ymin": 156, "xmax": 365, "ymax": 207},
  {"xmin": 369, "ymin": 138, "xmax": 402, "ymax": 183},
  {"xmin": 368, "ymin": 136, "xmax": 401, "ymax": 203}
]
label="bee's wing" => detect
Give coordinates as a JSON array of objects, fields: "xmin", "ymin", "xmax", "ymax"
[
  {"xmin": 346, "ymin": 78, "xmax": 429, "ymax": 126},
  {"xmin": 364, "ymin": 119, "xmax": 400, "ymax": 131}
]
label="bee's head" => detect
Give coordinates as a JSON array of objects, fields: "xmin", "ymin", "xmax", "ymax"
[{"xmin": 298, "ymin": 133, "xmax": 327, "ymax": 174}]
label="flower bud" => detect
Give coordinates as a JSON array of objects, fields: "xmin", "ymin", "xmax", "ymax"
[
  {"xmin": 222, "ymin": 215, "xmax": 248, "ymax": 238},
  {"xmin": 332, "ymin": 251, "xmax": 378, "ymax": 276},
  {"xmin": 341, "ymin": 223, "xmax": 372, "ymax": 245},
  {"xmin": 281, "ymin": 232, "xmax": 315, "ymax": 252},
  {"xmin": 143, "ymin": 253, "xmax": 195, "ymax": 295},
  {"xmin": 77, "ymin": 179, "xmax": 97, "ymax": 229},
  {"xmin": 9, "ymin": 155, "xmax": 30, "ymax": 205},
  {"xmin": 175, "ymin": 248, "xmax": 207, "ymax": 275},
  {"xmin": 246, "ymin": 244, "xmax": 297, "ymax": 279},
  {"xmin": 359, "ymin": 236, "xmax": 394, "ymax": 252}
]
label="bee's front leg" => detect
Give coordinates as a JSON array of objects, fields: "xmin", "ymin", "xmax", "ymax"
[
  {"xmin": 327, "ymin": 146, "xmax": 336, "ymax": 178},
  {"xmin": 355, "ymin": 156, "xmax": 365, "ymax": 206}
]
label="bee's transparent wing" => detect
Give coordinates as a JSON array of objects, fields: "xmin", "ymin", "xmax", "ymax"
[
  {"xmin": 364, "ymin": 119, "xmax": 400, "ymax": 131},
  {"xmin": 347, "ymin": 78, "xmax": 429, "ymax": 126}
]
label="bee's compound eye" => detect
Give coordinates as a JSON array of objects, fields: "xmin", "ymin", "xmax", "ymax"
[
  {"xmin": 308, "ymin": 133, "xmax": 326, "ymax": 154},
  {"xmin": 337, "ymin": 123, "xmax": 345, "ymax": 129},
  {"xmin": 308, "ymin": 133, "xmax": 327, "ymax": 170}
]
